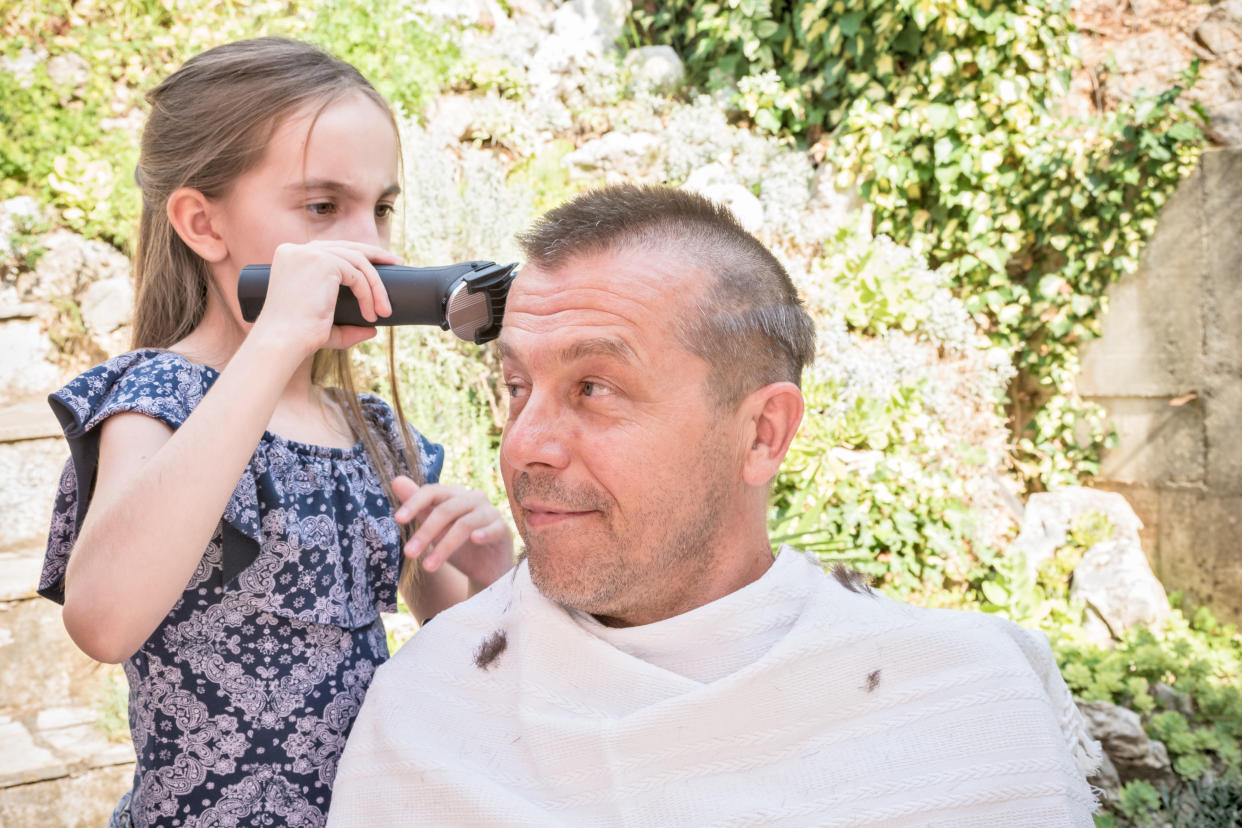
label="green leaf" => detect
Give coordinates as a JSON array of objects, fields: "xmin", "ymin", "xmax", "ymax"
[{"xmin": 925, "ymin": 102, "xmax": 958, "ymax": 131}]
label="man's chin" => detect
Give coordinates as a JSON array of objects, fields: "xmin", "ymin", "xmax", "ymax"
[{"xmin": 525, "ymin": 544, "xmax": 623, "ymax": 615}]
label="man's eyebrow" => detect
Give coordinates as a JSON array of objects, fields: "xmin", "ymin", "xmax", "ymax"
[
  {"xmin": 284, "ymin": 180, "xmax": 401, "ymax": 198},
  {"xmin": 562, "ymin": 337, "xmax": 635, "ymax": 363},
  {"xmin": 498, "ymin": 336, "xmax": 635, "ymax": 364}
]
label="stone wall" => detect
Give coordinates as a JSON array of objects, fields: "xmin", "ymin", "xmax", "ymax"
[
  {"xmin": 1079, "ymin": 147, "xmax": 1242, "ymax": 623},
  {"xmin": 0, "ymin": 210, "xmax": 134, "ymax": 824}
]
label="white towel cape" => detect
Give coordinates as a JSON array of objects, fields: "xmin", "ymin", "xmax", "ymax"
[{"xmin": 330, "ymin": 549, "xmax": 1100, "ymax": 827}]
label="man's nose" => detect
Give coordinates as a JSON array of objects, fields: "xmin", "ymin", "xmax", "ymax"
[{"xmin": 501, "ymin": 392, "xmax": 572, "ymax": 472}]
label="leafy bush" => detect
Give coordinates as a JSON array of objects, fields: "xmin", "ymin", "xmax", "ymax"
[
  {"xmin": 633, "ymin": 0, "xmax": 1206, "ymax": 486},
  {"xmin": 773, "ymin": 227, "xmax": 1016, "ymax": 604},
  {"xmin": 0, "ymin": 0, "xmax": 457, "ymax": 252}
]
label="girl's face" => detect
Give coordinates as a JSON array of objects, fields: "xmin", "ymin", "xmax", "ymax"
[{"xmin": 208, "ymin": 90, "xmax": 400, "ymax": 295}]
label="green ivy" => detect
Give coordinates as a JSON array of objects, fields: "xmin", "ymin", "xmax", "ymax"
[
  {"xmin": 1, "ymin": 0, "xmax": 457, "ymax": 252},
  {"xmin": 633, "ymin": 0, "xmax": 1206, "ymax": 487}
]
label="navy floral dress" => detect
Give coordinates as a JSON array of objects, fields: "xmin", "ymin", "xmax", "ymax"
[{"xmin": 38, "ymin": 350, "xmax": 444, "ymax": 828}]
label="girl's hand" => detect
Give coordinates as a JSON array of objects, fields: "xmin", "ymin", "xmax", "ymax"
[
  {"xmin": 250, "ymin": 239, "xmax": 400, "ymax": 356},
  {"xmin": 392, "ymin": 475, "xmax": 514, "ymax": 587}
]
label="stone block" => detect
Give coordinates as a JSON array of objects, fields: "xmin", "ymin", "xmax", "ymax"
[
  {"xmin": 0, "ymin": 763, "xmax": 131, "ymax": 828},
  {"xmin": 1156, "ymin": 489, "xmax": 1242, "ymax": 623},
  {"xmin": 0, "ymin": 319, "xmax": 60, "ymax": 406},
  {"xmin": 0, "ymin": 598, "xmax": 106, "ymax": 714},
  {"xmin": 0, "ymin": 437, "xmax": 67, "ymax": 555},
  {"xmin": 1091, "ymin": 396, "xmax": 1205, "ymax": 486},
  {"xmin": 1202, "ymin": 150, "xmax": 1242, "ymax": 381},
  {"xmin": 1204, "ymin": 379, "xmax": 1242, "ymax": 492},
  {"xmin": 0, "ymin": 554, "xmax": 42, "ymax": 603},
  {"xmin": 0, "ymin": 400, "xmax": 63, "ymax": 442},
  {"xmin": 1079, "ymin": 164, "xmax": 1206, "ymax": 398},
  {"xmin": 0, "ymin": 717, "xmax": 66, "ymax": 787}
]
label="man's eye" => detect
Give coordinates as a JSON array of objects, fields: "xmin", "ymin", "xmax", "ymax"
[
  {"xmin": 376, "ymin": 203, "xmax": 396, "ymax": 218},
  {"xmin": 505, "ymin": 382, "xmax": 529, "ymax": 399},
  {"xmin": 308, "ymin": 202, "xmax": 336, "ymax": 216},
  {"xmin": 582, "ymin": 381, "xmax": 613, "ymax": 397}
]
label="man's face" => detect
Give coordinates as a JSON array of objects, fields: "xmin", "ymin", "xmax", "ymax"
[{"xmin": 498, "ymin": 246, "xmax": 743, "ymax": 625}]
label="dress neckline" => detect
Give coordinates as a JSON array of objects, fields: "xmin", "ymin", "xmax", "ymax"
[{"xmin": 138, "ymin": 348, "xmax": 368, "ymax": 460}]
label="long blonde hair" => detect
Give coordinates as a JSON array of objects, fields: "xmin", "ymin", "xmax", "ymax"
[{"xmin": 132, "ymin": 37, "xmax": 424, "ymax": 511}]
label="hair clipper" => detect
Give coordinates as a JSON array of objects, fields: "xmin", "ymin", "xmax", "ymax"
[{"xmin": 237, "ymin": 260, "xmax": 518, "ymax": 344}]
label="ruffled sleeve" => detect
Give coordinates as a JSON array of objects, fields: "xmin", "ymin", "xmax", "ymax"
[{"xmin": 39, "ymin": 350, "xmax": 210, "ymax": 603}]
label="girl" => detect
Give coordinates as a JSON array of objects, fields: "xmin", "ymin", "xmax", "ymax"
[{"xmin": 37, "ymin": 37, "xmax": 514, "ymax": 827}]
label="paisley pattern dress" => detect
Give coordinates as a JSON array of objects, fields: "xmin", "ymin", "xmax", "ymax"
[{"xmin": 39, "ymin": 350, "xmax": 444, "ymax": 828}]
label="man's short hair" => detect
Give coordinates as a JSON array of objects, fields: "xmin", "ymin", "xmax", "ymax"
[{"xmin": 516, "ymin": 184, "xmax": 816, "ymax": 406}]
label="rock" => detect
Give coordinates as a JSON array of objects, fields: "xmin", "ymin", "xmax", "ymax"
[
  {"xmin": 504, "ymin": 0, "xmax": 558, "ymax": 18},
  {"xmin": 1152, "ymin": 682, "xmax": 1195, "ymax": 716},
  {"xmin": 526, "ymin": 34, "xmax": 595, "ymax": 98},
  {"xmin": 1013, "ymin": 486, "xmax": 1144, "ymax": 571},
  {"xmin": 1071, "ymin": 537, "xmax": 1172, "ymax": 638},
  {"xmin": 690, "ymin": 182, "xmax": 765, "ymax": 233},
  {"xmin": 0, "ymin": 285, "xmax": 40, "ymax": 320},
  {"xmin": 1207, "ymin": 99, "xmax": 1242, "ymax": 146},
  {"xmin": 1194, "ymin": 0, "xmax": 1242, "ymax": 65},
  {"xmin": 0, "ymin": 196, "xmax": 44, "ymax": 255},
  {"xmin": 422, "ymin": 0, "xmax": 507, "ymax": 27},
  {"xmin": 1088, "ymin": 750, "xmax": 1122, "ymax": 806},
  {"xmin": 0, "ymin": 48, "xmax": 46, "ymax": 89},
  {"xmin": 564, "ymin": 131, "xmax": 663, "ymax": 182},
  {"xmin": 679, "ymin": 164, "xmax": 766, "ymax": 231},
  {"xmin": 552, "ymin": 0, "xmax": 631, "ymax": 52},
  {"xmin": 0, "ymin": 438, "xmax": 67, "ymax": 556},
  {"xmin": 45, "ymin": 53, "xmax": 89, "ymax": 93},
  {"xmin": 77, "ymin": 277, "xmax": 132, "ymax": 336},
  {"xmin": 0, "ymin": 320, "xmax": 61, "ymax": 406},
  {"xmin": 1077, "ymin": 700, "xmax": 1179, "ymax": 789},
  {"xmin": 1106, "ymin": 30, "xmax": 1194, "ymax": 104},
  {"xmin": 426, "ymin": 93, "xmax": 489, "ymax": 144},
  {"xmin": 624, "ymin": 45, "xmax": 684, "ymax": 92},
  {"xmin": 1015, "ymin": 487, "xmax": 1168, "ymax": 639},
  {"xmin": 21, "ymin": 230, "xmax": 128, "ymax": 303},
  {"xmin": 1128, "ymin": 0, "xmax": 1165, "ymax": 20}
]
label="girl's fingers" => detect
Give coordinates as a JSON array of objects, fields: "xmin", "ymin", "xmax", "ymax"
[
  {"xmin": 394, "ymin": 482, "xmax": 461, "ymax": 523},
  {"xmin": 391, "ymin": 475, "xmax": 419, "ymax": 503},
  {"xmin": 421, "ymin": 510, "xmax": 498, "ymax": 571},
  {"xmin": 331, "ymin": 246, "xmax": 391, "ymax": 319},
  {"xmin": 402, "ymin": 488, "xmax": 476, "ymax": 556},
  {"xmin": 470, "ymin": 520, "xmax": 508, "ymax": 546}
]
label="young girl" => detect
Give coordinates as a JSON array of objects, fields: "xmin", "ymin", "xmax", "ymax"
[{"xmin": 37, "ymin": 38, "xmax": 513, "ymax": 828}]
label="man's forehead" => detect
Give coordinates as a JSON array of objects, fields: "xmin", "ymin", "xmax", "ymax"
[
  {"xmin": 510, "ymin": 246, "xmax": 707, "ymax": 311},
  {"xmin": 498, "ymin": 249, "xmax": 702, "ymax": 364}
]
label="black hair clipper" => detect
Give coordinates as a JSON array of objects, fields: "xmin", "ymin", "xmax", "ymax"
[{"xmin": 237, "ymin": 260, "xmax": 518, "ymax": 344}]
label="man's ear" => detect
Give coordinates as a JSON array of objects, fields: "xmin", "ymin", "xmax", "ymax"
[
  {"xmin": 167, "ymin": 187, "xmax": 227, "ymax": 263},
  {"xmin": 739, "ymin": 381, "xmax": 805, "ymax": 487}
]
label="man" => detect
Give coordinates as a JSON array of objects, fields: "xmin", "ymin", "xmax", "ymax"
[{"xmin": 329, "ymin": 185, "xmax": 1100, "ymax": 826}]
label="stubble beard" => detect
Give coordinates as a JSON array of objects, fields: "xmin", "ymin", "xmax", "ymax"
[{"xmin": 514, "ymin": 446, "xmax": 732, "ymax": 623}]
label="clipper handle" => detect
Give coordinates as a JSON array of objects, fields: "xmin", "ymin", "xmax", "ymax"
[{"xmin": 236, "ymin": 260, "xmax": 517, "ymax": 343}]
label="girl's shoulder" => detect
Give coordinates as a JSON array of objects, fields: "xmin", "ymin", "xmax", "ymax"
[{"xmin": 50, "ymin": 348, "xmax": 215, "ymax": 437}]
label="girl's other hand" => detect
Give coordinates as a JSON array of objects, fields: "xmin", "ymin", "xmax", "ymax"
[
  {"xmin": 392, "ymin": 476, "xmax": 514, "ymax": 586},
  {"xmin": 251, "ymin": 239, "xmax": 399, "ymax": 356}
]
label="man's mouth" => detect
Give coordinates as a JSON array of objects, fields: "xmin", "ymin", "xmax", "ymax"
[{"xmin": 520, "ymin": 503, "xmax": 597, "ymax": 529}]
